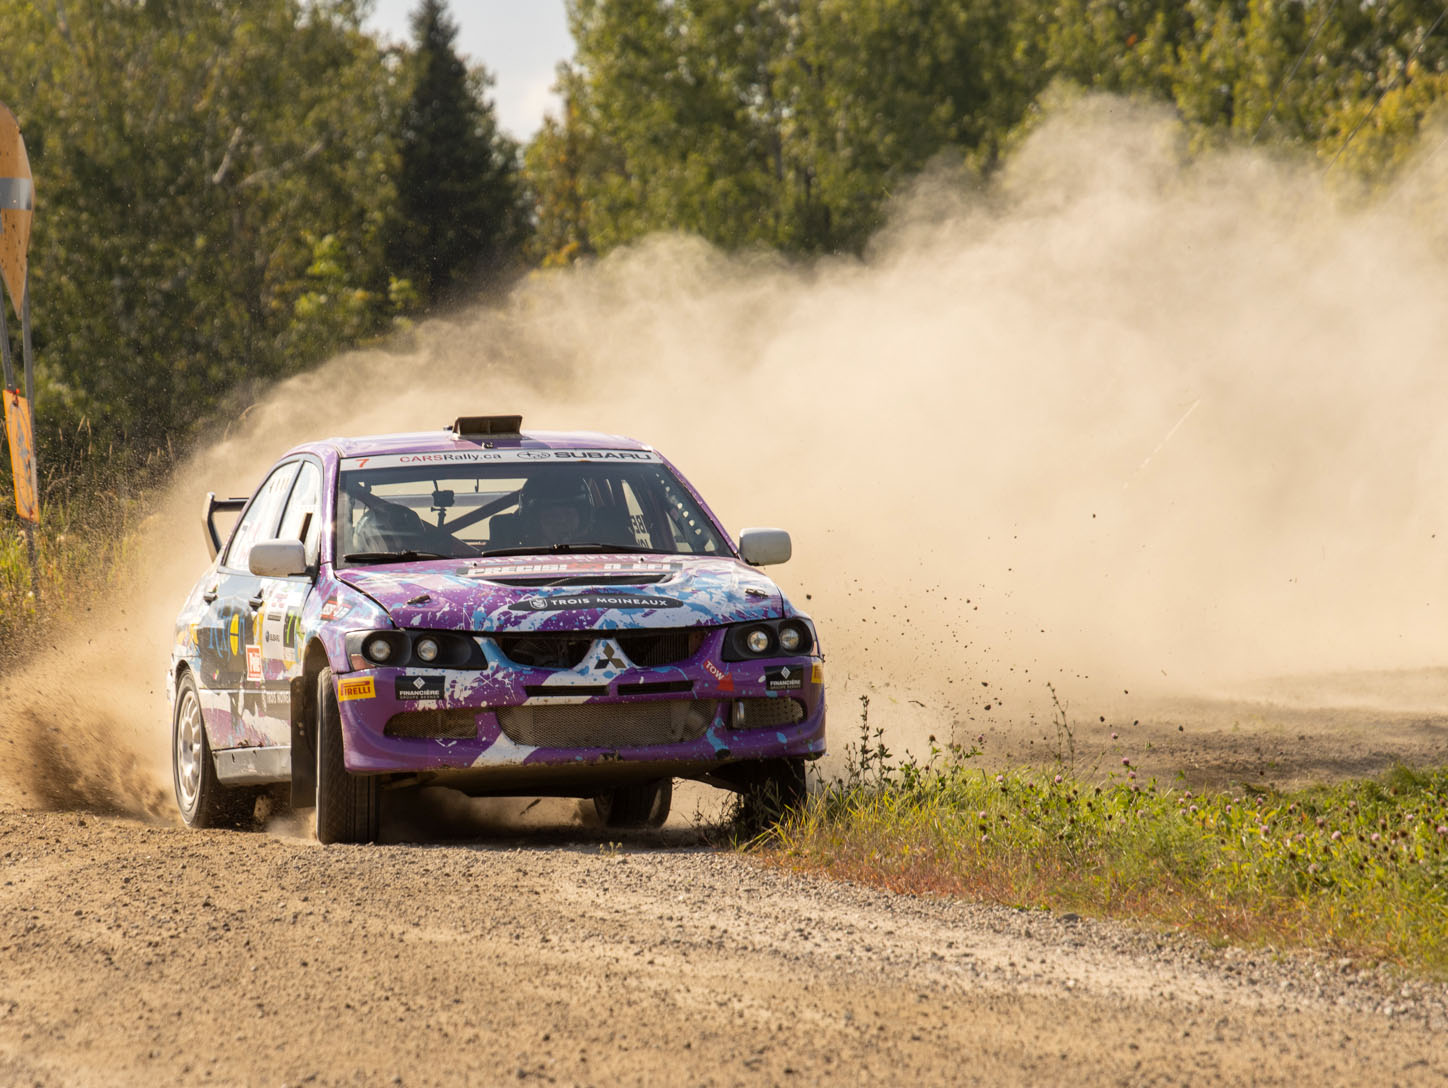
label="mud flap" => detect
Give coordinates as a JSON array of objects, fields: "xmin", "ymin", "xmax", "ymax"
[{"xmin": 290, "ymin": 674, "xmax": 317, "ymax": 808}]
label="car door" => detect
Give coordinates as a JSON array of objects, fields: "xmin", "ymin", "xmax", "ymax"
[
  {"xmin": 197, "ymin": 461, "xmax": 299, "ymax": 750},
  {"xmin": 254, "ymin": 459, "xmax": 323, "ymax": 742}
]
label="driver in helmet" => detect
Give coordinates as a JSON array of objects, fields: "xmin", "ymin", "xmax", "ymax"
[{"xmin": 519, "ymin": 473, "xmax": 594, "ymax": 546}]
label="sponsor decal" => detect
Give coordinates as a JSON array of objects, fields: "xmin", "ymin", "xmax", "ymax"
[
  {"xmin": 340, "ymin": 449, "xmax": 662, "ymax": 471},
  {"xmin": 550, "ymin": 449, "xmax": 657, "ymax": 461},
  {"xmin": 811, "ymin": 662, "xmax": 824, "ymax": 685},
  {"xmin": 246, "ymin": 645, "xmax": 262, "ymax": 682},
  {"xmin": 319, "ymin": 597, "xmax": 351, "ymax": 622},
  {"xmin": 464, "ymin": 561, "xmax": 679, "ymax": 579},
  {"xmin": 283, "ymin": 608, "xmax": 302, "ymax": 652},
  {"xmin": 507, "ymin": 593, "xmax": 680, "ymax": 612},
  {"xmin": 703, "ymin": 659, "xmax": 735, "ymax": 692},
  {"xmin": 764, "ymin": 665, "xmax": 803, "ymax": 692},
  {"xmin": 338, "ymin": 676, "xmax": 376, "ymax": 701},
  {"xmin": 395, "ymin": 675, "xmax": 446, "ymax": 702}
]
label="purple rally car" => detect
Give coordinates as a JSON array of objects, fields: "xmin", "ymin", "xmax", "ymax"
[{"xmin": 168, "ymin": 416, "xmax": 826, "ymax": 842}]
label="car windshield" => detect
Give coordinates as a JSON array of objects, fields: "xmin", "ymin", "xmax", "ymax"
[{"xmin": 335, "ymin": 453, "xmax": 730, "ymax": 563}]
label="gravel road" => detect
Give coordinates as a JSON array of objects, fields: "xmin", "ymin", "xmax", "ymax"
[{"xmin": 2, "ymin": 791, "xmax": 1446, "ymax": 1087}]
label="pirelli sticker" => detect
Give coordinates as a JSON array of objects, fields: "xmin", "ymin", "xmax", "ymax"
[{"xmin": 337, "ymin": 676, "xmax": 376, "ymax": 702}]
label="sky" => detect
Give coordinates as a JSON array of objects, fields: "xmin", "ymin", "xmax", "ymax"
[{"xmin": 364, "ymin": 0, "xmax": 574, "ymax": 142}]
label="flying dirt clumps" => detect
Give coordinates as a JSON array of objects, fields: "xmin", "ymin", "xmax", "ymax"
[
  {"xmin": 7, "ymin": 95, "xmax": 1448, "ymax": 813},
  {"xmin": 4, "ymin": 694, "xmax": 169, "ymax": 818}
]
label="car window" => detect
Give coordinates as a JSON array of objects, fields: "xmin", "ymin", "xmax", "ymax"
[
  {"xmin": 224, "ymin": 462, "xmax": 301, "ymax": 571},
  {"xmin": 335, "ymin": 458, "xmax": 728, "ymax": 560},
  {"xmin": 277, "ymin": 461, "xmax": 322, "ymax": 568}
]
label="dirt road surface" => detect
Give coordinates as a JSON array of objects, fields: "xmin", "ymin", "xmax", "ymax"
[
  {"xmin": 2, "ymin": 674, "xmax": 1447, "ymax": 1085},
  {"xmin": 3, "ymin": 792, "xmax": 1446, "ymax": 1086}
]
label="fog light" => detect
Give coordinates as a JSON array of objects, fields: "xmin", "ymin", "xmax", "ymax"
[
  {"xmin": 415, "ymin": 637, "xmax": 439, "ymax": 663},
  {"xmin": 745, "ymin": 628, "xmax": 771, "ymax": 654},
  {"xmin": 732, "ymin": 702, "xmax": 747, "ymax": 728}
]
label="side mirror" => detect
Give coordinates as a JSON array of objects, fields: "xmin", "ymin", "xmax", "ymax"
[
  {"xmin": 249, "ymin": 539, "xmax": 308, "ymax": 578},
  {"xmin": 738, "ymin": 528, "xmax": 791, "ymax": 566}
]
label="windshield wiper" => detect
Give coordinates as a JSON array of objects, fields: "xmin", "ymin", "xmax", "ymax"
[
  {"xmin": 476, "ymin": 542, "xmax": 668, "ymax": 558},
  {"xmin": 341, "ymin": 549, "xmax": 453, "ymax": 564}
]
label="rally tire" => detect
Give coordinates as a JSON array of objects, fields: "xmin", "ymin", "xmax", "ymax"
[
  {"xmin": 738, "ymin": 757, "xmax": 808, "ymax": 825},
  {"xmin": 594, "ymin": 778, "xmax": 672, "ymax": 829},
  {"xmin": 172, "ymin": 670, "xmax": 253, "ymax": 828},
  {"xmin": 315, "ymin": 667, "xmax": 379, "ymax": 844}
]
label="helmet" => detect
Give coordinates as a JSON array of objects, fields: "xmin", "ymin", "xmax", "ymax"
[
  {"xmin": 521, "ymin": 472, "xmax": 591, "ymax": 509},
  {"xmin": 520, "ymin": 472, "xmax": 593, "ymax": 539}
]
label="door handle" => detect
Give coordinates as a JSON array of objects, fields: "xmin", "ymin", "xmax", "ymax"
[
  {"xmin": 248, "ymin": 592, "xmax": 266, "ymax": 609},
  {"xmin": 202, "ymin": 587, "xmax": 218, "ymax": 604}
]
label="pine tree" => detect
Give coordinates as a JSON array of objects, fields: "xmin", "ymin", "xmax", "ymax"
[{"xmin": 389, "ymin": 0, "xmax": 525, "ymax": 303}]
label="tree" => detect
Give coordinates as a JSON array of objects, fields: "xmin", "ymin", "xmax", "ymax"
[
  {"xmin": 0, "ymin": 0, "xmax": 403, "ymax": 459},
  {"xmin": 538, "ymin": 0, "xmax": 1034, "ymax": 259},
  {"xmin": 388, "ymin": 0, "xmax": 527, "ymax": 304}
]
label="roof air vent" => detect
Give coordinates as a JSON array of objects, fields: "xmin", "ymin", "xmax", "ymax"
[{"xmin": 451, "ymin": 415, "xmax": 522, "ymax": 439}]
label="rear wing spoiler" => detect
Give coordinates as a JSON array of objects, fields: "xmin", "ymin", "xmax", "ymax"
[{"xmin": 203, "ymin": 492, "xmax": 248, "ymax": 560}]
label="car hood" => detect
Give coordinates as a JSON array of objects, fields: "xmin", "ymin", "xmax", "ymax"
[{"xmin": 334, "ymin": 554, "xmax": 784, "ymax": 632}]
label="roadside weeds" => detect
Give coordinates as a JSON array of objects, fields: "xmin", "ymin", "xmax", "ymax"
[{"xmin": 750, "ymin": 693, "xmax": 1448, "ymax": 978}]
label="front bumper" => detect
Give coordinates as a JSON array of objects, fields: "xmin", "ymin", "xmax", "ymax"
[{"xmin": 335, "ymin": 643, "xmax": 826, "ymax": 792}]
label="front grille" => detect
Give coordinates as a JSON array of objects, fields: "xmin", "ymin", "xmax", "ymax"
[
  {"xmin": 614, "ymin": 629, "xmax": 708, "ymax": 667},
  {"xmin": 731, "ymin": 698, "xmax": 805, "ymax": 730},
  {"xmin": 493, "ymin": 634, "xmax": 595, "ymax": 669},
  {"xmin": 497, "ymin": 699, "xmax": 715, "ymax": 748},
  {"xmin": 384, "ymin": 709, "xmax": 479, "ymax": 739},
  {"xmin": 490, "ymin": 629, "xmax": 709, "ymax": 669}
]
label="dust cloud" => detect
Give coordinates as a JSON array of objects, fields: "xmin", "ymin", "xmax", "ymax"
[{"xmin": 6, "ymin": 96, "xmax": 1448, "ymax": 816}]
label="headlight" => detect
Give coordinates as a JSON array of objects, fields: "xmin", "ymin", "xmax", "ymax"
[
  {"xmin": 343, "ymin": 629, "xmax": 482, "ymax": 670},
  {"xmin": 722, "ymin": 618, "xmax": 815, "ymax": 661},
  {"xmin": 364, "ymin": 633, "xmax": 397, "ymax": 664}
]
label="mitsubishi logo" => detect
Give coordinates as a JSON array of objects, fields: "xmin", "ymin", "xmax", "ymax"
[{"xmin": 596, "ymin": 644, "xmax": 625, "ymax": 671}]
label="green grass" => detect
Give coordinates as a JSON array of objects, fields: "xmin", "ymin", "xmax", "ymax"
[
  {"xmin": 0, "ymin": 490, "xmax": 145, "ymax": 664},
  {"xmin": 756, "ymin": 704, "xmax": 1448, "ymax": 975}
]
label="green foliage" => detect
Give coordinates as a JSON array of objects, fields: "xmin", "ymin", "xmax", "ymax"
[
  {"xmin": 0, "ymin": 476, "xmax": 147, "ymax": 665},
  {"xmin": 760, "ymin": 727, "xmax": 1448, "ymax": 974},
  {"xmin": 1, "ymin": 0, "xmax": 1446, "ymax": 496},
  {"xmin": 0, "ymin": 0, "xmax": 404, "ymax": 463},
  {"xmin": 528, "ymin": 0, "xmax": 1448, "ymax": 262},
  {"xmin": 532, "ymin": 0, "xmax": 1031, "ymax": 259},
  {"xmin": 388, "ymin": 0, "xmax": 528, "ymax": 303}
]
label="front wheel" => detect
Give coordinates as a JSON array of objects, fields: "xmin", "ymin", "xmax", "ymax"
[
  {"xmin": 314, "ymin": 667, "xmax": 379, "ymax": 844},
  {"xmin": 737, "ymin": 757, "xmax": 808, "ymax": 826},
  {"xmin": 172, "ymin": 671, "xmax": 253, "ymax": 828},
  {"xmin": 594, "ymin": 778, "xmax": 672, "ymax": 829}
]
